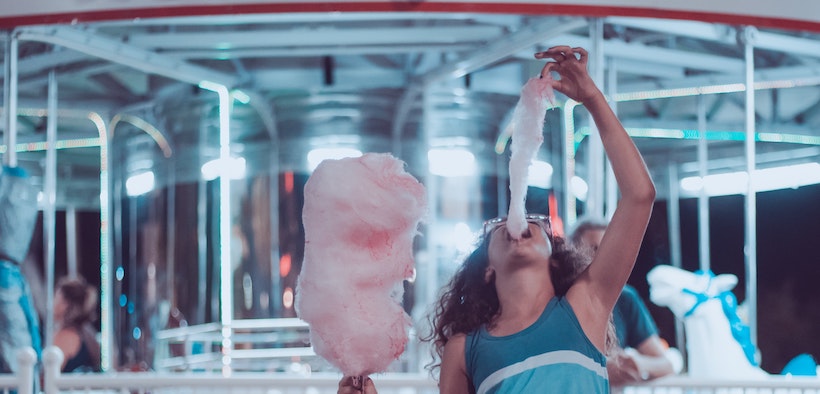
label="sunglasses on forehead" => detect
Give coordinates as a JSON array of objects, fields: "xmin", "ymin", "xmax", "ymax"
[{"xmin": 482, "ymin": 213, "xmax": 553, "ymax": 239}]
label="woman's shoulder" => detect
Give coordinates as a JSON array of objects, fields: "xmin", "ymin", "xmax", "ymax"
[
  {"xmin": 54, "ymin": 327, "xmax": 81, "ymax": 341},
  {"xmin": 443, "ymin": 334, "xmax": 467, "ymax": 362},
  {"xmin": 54, "ymin": 328, "xmax": 82, "ymax": 355},
  {"xmin": 440, "ymin": 334, "xmax": 470, "ymax": 393},
  {"xmin": 445, "ymin": 333, "xmax": 467, "ymax": 348}
]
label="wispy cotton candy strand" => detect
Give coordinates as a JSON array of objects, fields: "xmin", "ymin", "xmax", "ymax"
[{"xmin": 504, "ymin": 74, "xmax": 555, "ymax": 238}]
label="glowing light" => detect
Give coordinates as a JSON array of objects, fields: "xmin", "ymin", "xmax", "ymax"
[
  {"xmin": 279, "ymin": 253, "xmax": 292, "ymax": 277},
  {"xmin": 527, "ymin": 160, "xmax": 553, "ymax": 189},
  {"xmin": 571, "ymin": 176, "xmax": 588, "ymax": 201},
  {"xmin": 231, "ymin": 90, "xmax": 250, "ymax": 104},
  {"xmin": 283, "ymin": 287, "xmax": 294, "ymax": 309},
  {"xmin": 307, "ymin": 147, "xmax": 362, "ymax": 172},
  {"xmin": 201, "ymin": 156, "xmax": 247, "ymax": 181},
  {"xmin": 284, "ymin": 171, "xmax": 294, "ymax": 194},
  {"xmin": 574, "ymin": 127, "xmax": 820, "ymax": 147},
  {"xmin": 680, "ymin": 177, "xmax": 704, "ymax": 192},
  {"xmin": 125, "ymin": 171, "xmax": 155, "ymax": 196},
  {"xmin": 680, "ymin": 163, "xmax": 820, "ymax": 196},
  {"xmin": 0, "ymin": 137, "xmax": 100, "ymax": 153},
  {"xmin": 614, "ymin": 76, "xmax": 820, "ymax": 103},
  {"xmin": 198, "ymin": 80, "xmax": 223, "ymax": 92},
  {"xmin": 428, "ymin": 148, "xmax": 476, "ymax": 177},
  {"xmin": 109, "ymin": 114, "xmax": 172, "ymax": 158},
  {"xmin": 453, "ymin": 222, "xmax": 476, "ymax": 255}
]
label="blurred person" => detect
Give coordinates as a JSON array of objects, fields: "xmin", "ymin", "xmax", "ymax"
[
  {"xmin": 567, "ymin": 217, "xmax": 676, "ymax": 386},
  {"xmin": 53, "ymin": 276, "xmax": 101, "ymax": 373}
]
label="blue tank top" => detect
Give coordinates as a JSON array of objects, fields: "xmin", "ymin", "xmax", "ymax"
[
  {"xmin": 465, "ymin": 297, "xmax": 609, "ymax": 394},
  {"xmin": 63, "ymin": 340, "xmax": 95, "ymax": 373}
]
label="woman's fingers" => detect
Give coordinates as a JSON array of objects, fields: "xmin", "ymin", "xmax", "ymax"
[
  {"xmin": 338, "ymin": 376, "xmax": 377, "ymax": 394},
  {"xmin": 362, "ymin": 377, "xmax": 378, "ymax": 394},
  {"xmin": 535, "ymin": 46, "xmax": 587, "ymax": 64},
  {"xmin": 539, "ymin": 61, "xmax": 559, "ymax": 79},
  {"xmin": 535, "ymin": 45, "xmax": 572, "ymax": 59},
  {"xmin": 573, "ymin": 47, "xmax": 588, "ymax": 64},
  {"xmin": 338, "ymin": 376, "xmax": 358, "ymax": 393}
]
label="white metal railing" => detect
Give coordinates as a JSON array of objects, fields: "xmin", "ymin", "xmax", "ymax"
[
  {"xmin": 0, "ymin": 347, "xmax": 36, "ymax": 394},
  {"xmin": 45, "ymin": 373, "xmax": 439, "ymax": 394},
  {"xmin": 41, "ymin": 345, "xmax": 820, "ymax": 394},
  {"xmin": 153, "ymin": 318, "xmax": 320, "ymax": 372},
  {"xmin": 620, "ymin": 375, "xmax": 820, "ymax": 393},
  {"xmin": 44, "ymin": 345, "xmax": 438, "ymax": 394},
  {"xmin": 152, "ymin": 318, "xmax": 424, "ymax": 374}
]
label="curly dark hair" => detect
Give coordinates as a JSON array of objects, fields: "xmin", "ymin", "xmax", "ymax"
[
  {"xmin": 420, "ymin": 232, "xmax": 598, "ymax": 372},
  {"xmin": 56, "ymin": 277, "xmax": 98, "ymax": 329}
]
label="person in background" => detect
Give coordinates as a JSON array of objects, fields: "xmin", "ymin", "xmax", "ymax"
[
  {"xmin": 567, "ymin": 216, "xmax": 676, "ymax": 386},
  {"xmin": 340, "ymin": 44, "xmax": 656, "ymax": 393},
  {"xmin": 53, "ymin": 276, "xmax": 101, "ymax": 373}
]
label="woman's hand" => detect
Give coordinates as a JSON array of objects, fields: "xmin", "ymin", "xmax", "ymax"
[
  {"xmin": 606, "ymin": 350, "xmax": 644, "ymax": 386},
  {"xmin": 338, "ymin": 376, "xmax": 378, "ymax": 394},
  {"xmin": 535, "ymin": 46, "xmax": 601, "ymax": 104}
]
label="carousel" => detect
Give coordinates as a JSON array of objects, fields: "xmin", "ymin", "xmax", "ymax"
[{"xmin": 1, "ymin": 1, "xmax": 820, "ymax": 393}]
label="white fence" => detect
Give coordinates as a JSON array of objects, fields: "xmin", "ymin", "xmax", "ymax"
[
  {"xmin": 44, "ymin": 347, "xmax": 437, "ymax": 394},
  {"xmin": 4, "ymin": 346, "xmax": 820, "ymax": 394},
  {"xmin": 0, "ymin": 348, "xmax": 36, "ymax": 394},
  {"xmin": 619, "ymin": 376, "xmax": 820, "ymax": 394}
]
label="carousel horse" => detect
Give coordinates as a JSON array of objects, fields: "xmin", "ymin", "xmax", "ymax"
[
  {"xmin": 646, "ymin": 265, "xmax": 817, "ymax": 379},
  {"xmin": 646, "ymin": 265, "xmax": 818, "ymax": 379}
]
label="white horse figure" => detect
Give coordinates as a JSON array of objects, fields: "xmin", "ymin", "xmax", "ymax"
[{"xmin": 646, "ymin": 265, "xmax": 770, "ymax": 379}]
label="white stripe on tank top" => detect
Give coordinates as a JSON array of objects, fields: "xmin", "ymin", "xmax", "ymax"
[{"xmin": 476, "ymin": 349, "xmax": 608, "ymax": 394}]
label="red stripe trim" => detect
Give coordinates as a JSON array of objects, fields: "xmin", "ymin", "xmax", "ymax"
[{"xmin": 2, "ymin": 2, "xmax": 818, "ymax": 32}]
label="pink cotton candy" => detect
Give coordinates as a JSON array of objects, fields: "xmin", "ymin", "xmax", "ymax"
[
  {"xmin": 295, "ymin": 153, "xmax": 427, "ymax": 377},
  {"xmin": 504, "ymin": 74, "xmax": 555, "ymax": 238}
]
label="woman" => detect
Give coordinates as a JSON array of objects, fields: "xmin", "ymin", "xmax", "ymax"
[
  {"xmin": 340, "ymin": 45, "xmax": 655, "ymax": 393},
  {"xmin": 53, "ymin": 277, "xmax": 101, "ymax": 373}
]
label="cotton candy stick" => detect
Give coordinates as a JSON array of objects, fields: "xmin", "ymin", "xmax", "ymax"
[
  {"xmin": 504, "ymin": 74, "xmax": 555, "ymax": 238},
  {"xmin": 295, "ymin": 153, "xmax": 427, "ymax": 377}
]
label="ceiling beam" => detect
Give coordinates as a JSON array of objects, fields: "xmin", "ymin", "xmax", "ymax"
[
  {"xmin": 16, "ymin": 25, "xmax": 238, "ymax": 87},
  {"xmin": 126, "ymin": 25, "xmax": 504, "ymax": 50},
  {"xmin": 608, "ymin": 17, "xmax": 820, "ymax": 59}
]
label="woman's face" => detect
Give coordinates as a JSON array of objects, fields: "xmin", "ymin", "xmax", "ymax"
[
  {"xmin": 577, "ymin": 228, "xmax": 605, "ymax": 254},
  {"xmin": 486, "ymin": 221, "xmax": 553, "ymax": 272}
]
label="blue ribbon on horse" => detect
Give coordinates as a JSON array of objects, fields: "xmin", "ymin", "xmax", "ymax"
[{"xmin": 681, "ymin": 270, "xmax": 758, "ymax": 367}]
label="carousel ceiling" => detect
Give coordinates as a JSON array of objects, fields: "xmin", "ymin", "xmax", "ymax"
[{"xmin": 2, "ymin": 7, "xmax": 820, "ymax": 209}]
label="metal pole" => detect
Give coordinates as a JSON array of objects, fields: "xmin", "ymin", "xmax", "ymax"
[
  {"xmin": 196, "ymin": 111, "xmax": 208, "ymax": 325},
  {"xmin": 604, "ymin": 57, "xmax": 618, "ymax": 220},
  {"xmin": 667, "ymin": 165, "xmax": 683, "ymax": 269},
  {"xmin": 697, "ymin": 95, "xmax": 711, "ymax": 272},
  {"xmin": 44, "ymin": 70, "xmax": 58, "ymax": 348},
  {"xmin": 2, "ymin": 35, "xmax": 8, "ymax": 160},
  {"xmin": 103, "ymin": 125, "xmax": 117, "ymax": 371},
  {"xmin": 741, "ymin": 26, "xmax": 759, "ymax": 350},
  {"xmin": 586, "ymin": 18, "xmax": 605, "ymax": 219},
  {"xmin": 666, "ymin": 163, "xmax": 686, "ymax": 362},
  {"xmin": 66, "ymin": 208, "xmax": 78, "ymax": 278},
  {"xmin": 196, "ymin": 83, "xmax": 234, "ymax": 374},
  {"xmin": 3, "ymin": 34, "xmax": 18, "ymax": 167}
]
